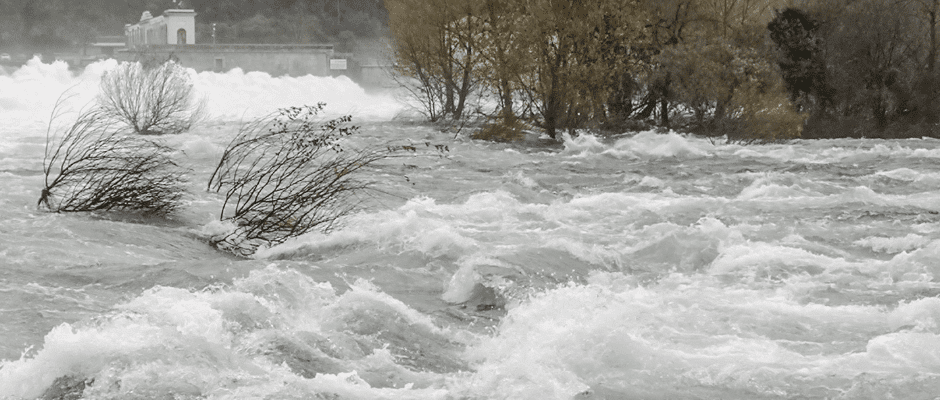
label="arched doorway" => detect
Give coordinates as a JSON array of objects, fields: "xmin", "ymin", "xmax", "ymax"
[{"xmin": 177, "ymin": 28, "xmax": 187, "ymax": 44}]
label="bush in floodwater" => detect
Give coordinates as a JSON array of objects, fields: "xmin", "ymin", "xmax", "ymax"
[
  {"xmin": 207, "ymin": 104, "xmax": 410, "ymax": 256},
  {"xmin": 38, "ymin": 106, "xmax": 187, "ymax": 215},
  {"xmin": 723, "ymin": 78, "xmax": 806, "ymax": 144},
  {"xmin": 97, "ymin": 59, "xmax": 204, "ymax": 135},
  {"xmin": 471, "ymin": 113, "xmax": 528, "ymax": 142}
]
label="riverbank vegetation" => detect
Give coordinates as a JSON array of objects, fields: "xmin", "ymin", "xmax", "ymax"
[{"xmin": 386, "ymin": 0, "xmax": 940, "ymax": 141}]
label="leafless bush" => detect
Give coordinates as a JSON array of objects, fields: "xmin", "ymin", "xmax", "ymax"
[
  {"xmin": 38, "ymin": 104, "xmax": 187, "ymax": 215},
  {"xmin": 97, "ymin": 60, "xmax": 204, "ymax": 135},
  {"xmin": 206, "ymin": 104, "xmax": 402, "ymax": 256}
]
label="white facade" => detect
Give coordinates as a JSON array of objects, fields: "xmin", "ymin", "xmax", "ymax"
[{"xmin": 125, "ymin": 9, "xmax": 196, "ymax": 46}]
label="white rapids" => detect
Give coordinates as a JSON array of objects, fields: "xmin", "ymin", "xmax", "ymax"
[{"xmin": 1, "ymin": 58, "xmax": 939, "ymax": 399}]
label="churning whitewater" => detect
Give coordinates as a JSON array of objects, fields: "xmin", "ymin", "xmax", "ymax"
[{"xmin": 2, "ymin": 59, "xmax": 940, "ymax": 399}]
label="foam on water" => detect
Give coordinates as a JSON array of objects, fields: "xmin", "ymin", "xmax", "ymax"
[
  {"xmin": 3, "ymin": 58, "xmax": 940, "ymax": 399},
  {"xmin": 192, "ymin": 68, "xmax": 402, "ymax": 120},
  {"xmin": 855, "ymin": 234, "xmax": 932, "ymax": 253},
  {"xmin": 0, "ymin": 58, "xmax": 403, "ymax": 138},
  {"xmin": 464, "ymin": 273, "xmax": 940, "ymax": 399},
  {"xmin": 0, "ymin": 266, "xmax": 462, "ymax": 399},
  {"xmin": 561, "ymin": 130, "xmax": 713, "ymax": 159}
]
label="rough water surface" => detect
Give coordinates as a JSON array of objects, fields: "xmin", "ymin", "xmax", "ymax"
[{"xmin": 2, "ymin": 59, "xmax": 940, "ymax": 399}]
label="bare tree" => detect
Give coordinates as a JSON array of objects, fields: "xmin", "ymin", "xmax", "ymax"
[
  {"xmin": 206, "ymin": 104, "xmax": 403, "ymax": 256},
  {"xmin": 97, "ymin": 60, "xmax": 204, "ymax": 136},
  {"xmin": 38, "ymin": 103, "xmax": 187, "ymax": 216}
]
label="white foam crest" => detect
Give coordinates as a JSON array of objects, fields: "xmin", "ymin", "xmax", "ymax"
[
  {"xmin": 736, "ymin": 181, "xmax": 819, "ymax": 201},
  {"xmin": 0, "ymin": 58, "xmax": 113, "ymax": 137},
  {"xmin": 559, "ymin": 132, "xmax": 607, "ymax": 156},
  {"xmin": 192, "ymin": 68, "xmax": 403, "ymax": 121},
  {"xmin": 0, "ymin": 58, "xmax": 403, "ymax": 143},
  {"xmin": 259, "ymin": 192, "xmax": 542, "ymax": 259},
  {"xmin": 732, "ymin": 144, "xmax": 804, "ymax": 162},
  {"xmin": 834, "ymin": 332, "xmax": 940, "ymax": 375},
  {"xmin": 734, "ymin": 180, "xmax": 940, "ymax": 212},
  {"xmin": 889, "ymin": 297, "xmax": 940, "ymax": 332},
  {"xmin": 0, "ymin": 265, "xmax": 460, "ymax": 398},
  {"xmin": 440, "ymin": 216, "xmax": 742, "ymax": 303},
  {"xmin": 565, "ymin": 188, "xmax": 696, "ymax": 221},
  {"xmin": 339, "ymin": 279, "xmax": 449, "ymax": 336},
  {"xmin": 864, "ymin": 168, "xmax": 940, "ymax": 188},
  {"xmin": 709, "ymin": 242, "xmax": 859, "ymax": 279},
  {"xmin": 116, "ymin": 286, "xmax": 232, "ymax": 346},
  {"xmin": 855, "ymin": 234, "xmax": 932, "ymax": 253},
  {"xmin": 736, "ymin": 141, "xmax": 940, "ymax": 163},
  {"xmin": 465, "ymin": 275, "xmax": 940, "ymax": 397},
  {"xmin": 503, "ymin": 170, "xmax": 538, "ymax": 189},
  {"xmin": 262, "ymin": 190, "xmax": 739, "ymax": 289},
  {"xmin": 0, "ymin": 318, "xmax": 166, "ymax": 399},
  {"xmin": 875, "ymin": 168, "xmax": 922, "ymax": 182},
  {"xmin": 561, "ymin": 130, "xmax": 713, "ymax": 159},
  {"xmin": 885, "ymin": 240, "xmax": 940, "ymax": 281},
  {"xmin": 441, "ymin": 256, "xmax": 516, "ymax": 304},
  {"xmin": 637, "ymin": 175, "xmax": 666, "ymax": 188},
  {"xmin": 612, "ymin": 130, "xmax": 713, "ymax": 158}
]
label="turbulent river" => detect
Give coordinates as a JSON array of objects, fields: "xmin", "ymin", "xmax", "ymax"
[{"xmin": 2, "ymin": 59, "xmax": 940, "ymax": 399}]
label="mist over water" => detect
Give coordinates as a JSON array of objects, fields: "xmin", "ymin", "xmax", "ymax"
[{"xmin": 2, "ymin": 59, "xmax": 940, "ymax": 399}]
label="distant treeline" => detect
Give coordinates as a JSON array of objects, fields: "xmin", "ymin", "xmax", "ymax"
[
  {"xmin": 387, "ymin": 0, "xmax": 940, "ymax": 141},
  {"xmin": 0, "ymin": 0, "xmax": 388, "ymax": 52}
]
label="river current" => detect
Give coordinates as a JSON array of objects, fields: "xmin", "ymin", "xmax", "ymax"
[{"xmin": 1, "ymin": 58, "xmax": 940, "ymax": 399}]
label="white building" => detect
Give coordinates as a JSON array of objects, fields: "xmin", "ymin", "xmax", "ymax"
[{"xmin": 125, "ymin": 9, "xmax": 196, "ymax": 46}]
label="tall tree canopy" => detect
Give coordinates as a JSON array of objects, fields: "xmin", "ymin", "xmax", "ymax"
[{"xmin": 387, "ymin": 0, "xmax": 940, "ymax": 141}]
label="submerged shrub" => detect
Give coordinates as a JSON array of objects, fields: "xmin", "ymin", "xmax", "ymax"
[
  {"xmin": 38, "ymin": 106, "xmax": 187, "ymax": 215},
  {"xmin": 471, "ymin": 113, "xmax": 528, "ymax": 142},
  {"xmin": 97, "ymin": 60, "xmax": 204, "ymax": 135},
  {"xmin": 207, "ymin": 104, "xmax": 405, "ymax": 256},
  {"xmin": 725, "ymin": 78, "xmax": 806, "ymax": 143}
]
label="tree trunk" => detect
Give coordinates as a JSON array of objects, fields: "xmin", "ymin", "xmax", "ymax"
[
  {"xmin": 873, "ymin": 89, "xmax": 888, "ymax": 131},
  {"xmin": 455, "ymin": 63, "xmax": 471, "ymax": 119},
  {"xmin": 500, "ymin": 79, "xmax": 513, "ymax": 118},
  {"xmin": 544, "ymin": 78, "xmax": 559, "ymax": 139},
  {"xmin": 544, "ymin": 62, "xmax": 561, "ymax": 139},
  {"xmin": 441, "ymin": 29, "xmax": 456, "ymax": 117},
  {"xmin": 660, "ymin": 98, "xmax": 669, "ymax": 127},
  {"xmin": 659, "ymin": 73, "xmax": 671, "ymax": 127},
  {"xmin": 444, "ymin": 72, "xmax": 455, "ymax": 117},
  {"xmin": 930, "ymin": 7, "xmax": 937, "ymax": 72}
]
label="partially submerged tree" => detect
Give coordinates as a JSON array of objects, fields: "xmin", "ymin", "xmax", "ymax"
[
  {"xmin": 97, "ymin": 60, "xmax": 204, "ymax": 135},
  {"xmin": 38, "ymin": 105, "xmax": 187, "ymax": 216},
  {"xmin": 386, "ymin": 0, "xmax": 483, "ymax": 122},
  {"xmin": 657, "ymin": 38, "xmax": 804, "ymax": 142},
  {"xmin": 767, "ymin": 7, "xmax": 832, "ymax": 115},
  {"xmin": 207, "ymin": 104, "xmax": 415, "ymax": 256}
]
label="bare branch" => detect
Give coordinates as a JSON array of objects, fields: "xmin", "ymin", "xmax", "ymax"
[
  {"xmin": 207, "ymin": 104, "xmax": 399, "ymax": 256},
  {"xmin": 39, "ymin": 104, "xmax": 187, "ymax": 216},
  {"xmin": 97, "ymin": 60, "xmax": 203, "ymax": 135}
]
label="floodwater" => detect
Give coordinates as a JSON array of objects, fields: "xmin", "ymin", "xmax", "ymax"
[{"xmin": 1, "ymin": 58, "xmax": 940, "ymax": 399}]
